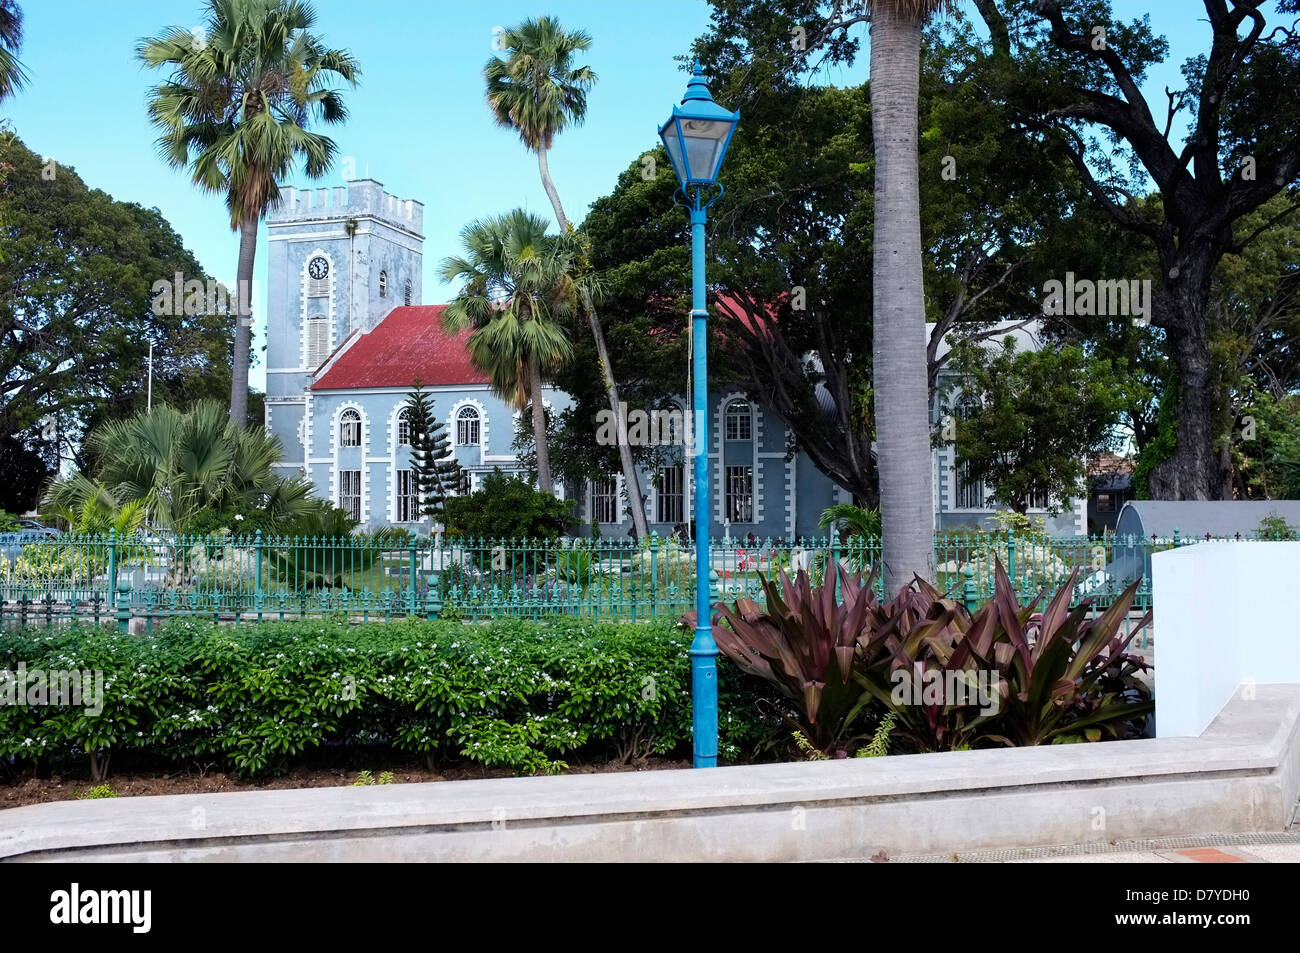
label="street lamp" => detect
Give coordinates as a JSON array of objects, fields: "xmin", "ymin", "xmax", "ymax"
[{"xmin": 659, "ymin": 62, "xmax": 739, "ymax": 769}]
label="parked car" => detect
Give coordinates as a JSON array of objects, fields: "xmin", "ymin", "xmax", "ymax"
[
  {"xmin": 1, "ymin": 522, "xmax": 63, "ymax": 562},
  {"xmin": 15, "ymin": 519, "xmax": 62, "ymax": 537}
]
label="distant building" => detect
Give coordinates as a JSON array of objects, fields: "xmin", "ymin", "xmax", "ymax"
[
  {"xmin": 1089, "ymin": 453, "xmax": 1136, "ymax": 532},
  {"xmin": 264, "ymin": 178, "xmax": 1088, "ymax": 538}
]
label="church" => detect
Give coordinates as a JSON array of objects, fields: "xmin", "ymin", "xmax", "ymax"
[{"xmin": 264, "ymin": 178, "xmax": 1086, "ymax": 538}]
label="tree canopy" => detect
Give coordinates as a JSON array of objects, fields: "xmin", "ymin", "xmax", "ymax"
[{"xmin": 0, "ymin": 132, "xmax": 239, "ymax": 509}]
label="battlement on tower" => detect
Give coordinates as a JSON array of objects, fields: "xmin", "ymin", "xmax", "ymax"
[{"xmin": 267, "ymin": 178, "xmax": 423, "ymax": 237}]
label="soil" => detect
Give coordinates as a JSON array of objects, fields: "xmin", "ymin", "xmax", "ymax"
[{"xmin": 1, "ymin": 757, "xmax": 692, "ymax": 810}]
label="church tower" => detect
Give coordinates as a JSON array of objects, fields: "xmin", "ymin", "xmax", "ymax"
[{"xmin": 263, "ymin": 178, "xmax": 424, "ymax": 476}]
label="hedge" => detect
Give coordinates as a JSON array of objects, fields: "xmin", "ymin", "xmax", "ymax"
[{"xmin": 0, "ymin": 617, "xmax": 785, "ymax": 778}]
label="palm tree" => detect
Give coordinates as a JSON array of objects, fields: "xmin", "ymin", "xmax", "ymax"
[
  {"xmin": 0, "ymin": 0, "xmax": 27, "ymax": 104},
  {"xmin": 486, "ymin": 16, "xmax": 650, "ymax": 537},
  {"xmin": 440, "ymin": 210, "xmax": 581, "ymax": 494},
  {"xmin": 138, "ymin": 0, "xmax": 359, "ymax": 428},
  {"xmin": 45, "ymin": 400, "xmax": 313, "ymax": 532},
  {"xmin": 870, "ymin": 0, "xmax": 952, "ymax": 595}
]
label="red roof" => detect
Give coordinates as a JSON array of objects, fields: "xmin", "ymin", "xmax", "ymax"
[{"xmin": 312, "ymin": 305, "xmax": 489, "ymax": 390}]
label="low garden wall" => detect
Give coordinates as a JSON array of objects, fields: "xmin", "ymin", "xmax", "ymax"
[
  {"xmin": 5, "ymin": 686, "xmax": 1297, "ymax": 862},
  {"xmin": 1155, "ymin": 542, "xmax": 1300, "ymax": 736}
]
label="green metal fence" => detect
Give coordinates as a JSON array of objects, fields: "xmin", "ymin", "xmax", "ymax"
[{"xmin": 0, "ymin": 527, "xmax": 1259, "ymax": 636}]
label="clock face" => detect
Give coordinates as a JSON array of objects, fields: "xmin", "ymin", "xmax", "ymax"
[{"xmin": 308, "ymin": 257, "xmax": 329, "ymax": 280}]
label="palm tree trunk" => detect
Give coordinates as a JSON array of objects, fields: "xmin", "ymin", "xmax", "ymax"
[
  {"xmin": 230, "ymin": 213, "xmax": 257, "ymax": 428},
  {"xmin": 871, "ymin": 3, "xmax": 935, "ymax": 595},
  {"xmin": 538, "ymin": 148, "xmax": 650, "ymax": 538},
  {"xmin": 529, "ymin": 356, "xmax": 553, "ymax": 493}
]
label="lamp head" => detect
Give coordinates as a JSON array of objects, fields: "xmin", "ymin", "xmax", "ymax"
[{"xmin": 658, "ymin": 62, "xmax": 740, "ymax": 188}]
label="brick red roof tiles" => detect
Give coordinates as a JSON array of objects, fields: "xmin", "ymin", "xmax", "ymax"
[{"xmin": 311, "ymin": 305, "xmax": 489, "ymax": 390}]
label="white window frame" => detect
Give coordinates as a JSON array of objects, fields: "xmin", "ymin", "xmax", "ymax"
[
  {"xmin": 395, "ymin": 468, "xmax": 418, "ymax": 522},
  {"xmin": 592, "ymin": 477, "xmax": 620, "ymax": 524},
  {"xmin": 724, "ymin": 399, "xmax": 753, "ymax": 441},
  {"xmin": 339, "ymin": 409, "xmax": 362, "ymax": 447},
  {"xmin": 657, "ymin": 466, "xmax": 684, "ymax": 524},
  {"xmin": 456, "ymin": 406, "xmax": 481, "ymax": 446},
  {"xmin": 725, "ymin": 465, "xmax": 754, "ymax": 523},
  {"xmin": 339, "ymin": 470, "xmax": 362, "ymax": 521}
]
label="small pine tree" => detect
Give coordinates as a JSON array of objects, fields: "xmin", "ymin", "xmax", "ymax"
[{"xmin": 405, "ymin": 382, "xmax": 467, "ymax": 522}]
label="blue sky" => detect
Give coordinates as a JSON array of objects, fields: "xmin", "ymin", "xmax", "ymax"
[{"xmin": 0, "ymin": 1, "xmax": 1243, "ymax": 391}]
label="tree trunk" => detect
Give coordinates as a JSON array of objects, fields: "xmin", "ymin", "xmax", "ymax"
[
  {"xmin": 538, "ymin": 148, "xmax": 650, "ymax": 538},
  {"xmin": 529, "ymin": 355, "xmax": 553, "ymax": 494},
  {"xmin": 1149, "ymin": 322, "xmax": 1216, "ymax": 500},
  {"xmin": 871, "ymin": 5, "xmax": 935, "ymax": 596},
  {"xmin": 1148, "ymin": 259, "xmax": 1228, "ymax": 501},
  {"xmin": 230, "ymin": 214, "xmax": 257, "ymax": 429}
]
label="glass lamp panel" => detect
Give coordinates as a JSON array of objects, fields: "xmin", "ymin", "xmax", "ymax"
[{"xmin": 659, "ymin": 119, "xmax": 688, "ymax": 186}]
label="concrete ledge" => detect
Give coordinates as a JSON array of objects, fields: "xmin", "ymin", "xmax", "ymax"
[{"xmin": 4, "ymin": 685, "xmax": 1299, "ymax": 862}]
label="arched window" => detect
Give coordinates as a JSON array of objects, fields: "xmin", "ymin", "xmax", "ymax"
[
  {"xmin": 339, "ymin": 409, "xmax": 362, "ymax": 447},
  {"xmin": 724, "ymin": 399, "xmax": 752, "ymax": 441},
  {"xmin": 456, "ymin": 406, "xmax": 480, "ymax": 446},
  {"xmin": 378, "ymin": 270, "xmax": 388, "ymax": 298},
  {"xmin": 403, "ymin": 280, "xmax": 412, "ymax": 307},
  {"xmin": 305, "ymin": 314, "xmax": 330, "ymax": 368},
  {"xmin": 396, "ymin": 408, "xmax": 412, "ymax": 447}
]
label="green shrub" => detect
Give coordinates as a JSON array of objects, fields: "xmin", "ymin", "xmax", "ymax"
[
  {"xmin": 0, "ymin": 615, "xmax": 781, "ymax": 779},
  {"xmin": 442, "ymin": 470, "xmax": 577, "ymax": 542},
  {"xmin": 1258, "ymin": 512, "xmax": 1298, "ymax": 541},
  {"xmin": 697, "ymin": 563, "xmax": 1153, "ymax": 755},
  {"xmin": 78, "ymin": 784, "xmax": 120, "ymax": 799}
]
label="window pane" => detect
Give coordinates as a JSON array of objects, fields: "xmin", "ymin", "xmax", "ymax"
[
  {"xmin": 456, "ymin": 408, "xmax": 480, "ymax": 445},
  {"xmin": 657, "ymin": 466, "xmax": 683, "ymax": 524},
  {"xmin": 725, "ymin": 466, "xmax": 753, "ymax": 522},
  {"xmin": 396, "ymin": 469, "xmax": 417, "ymax": 522},
  {"xmin": 340, "ymin": 470, "xmax": 362, "ymax": 521},
  {"xmin": 593, "ymin": 478, "xmax": 619, "ymax": 523},
  {"xmin": 725, "ymin": 400, "xmax": 752, "ymax": 441}
]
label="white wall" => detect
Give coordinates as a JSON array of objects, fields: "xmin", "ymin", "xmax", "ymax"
[{"xmin": 1154, "ymin": 541, "xmax": 1300, "ymax": 736}]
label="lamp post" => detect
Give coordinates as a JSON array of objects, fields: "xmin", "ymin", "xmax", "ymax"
[{"xmin": 659, "ymin": 62, "xmax": 739, "ymax": 769}]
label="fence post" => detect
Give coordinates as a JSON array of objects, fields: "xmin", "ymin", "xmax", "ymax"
[
  {"xmin": 1006, "ymin": 529, "xmax": 1017, "ymax": 593},
  {"xmin": 115, "ymin": 578, "xmax": 132, "ymax": 635},
  {"xmin": 254, "ymin": 529, "xmax": 264, "ymax": 622},
  {"xmin": 106, "ymin": 528, "xmax": 118, "ymax": 601},
  {"xmin": 830, "ymin": 526, "xmax": 842, "ymax": 602},
  {"xmin": 962, "ymin": 565, "xmax": 979, "ymax": 615},
  {"xmin": 650, "ymin": 532, "xmax": 659, "ymax": 619},
  {"xmin": 408, "ymin": 536, "xmax": 418, "ymax": 617}
]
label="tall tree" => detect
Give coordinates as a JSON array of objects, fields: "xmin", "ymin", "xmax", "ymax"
[
  {"xmin": 440, "ymin": 210, "xmax": 580, "ymax": 494},
  {"xmin": 0, "ymin": 0, "xmax": 26, "ymax": 105},
  {"xmin": 0, "ymin": 134, "xmax": 237, "ymax": 477},
  {"xmin": 405, "ymin": 383, "xmax": 467, "ymax": 522},
  {"xmin": 138, "ymin": 0, "xmax": 359, "ymax": 427},
  {"xmin": 486, "ymin": 16, "xmax": 650, "ymax": 537},
  {"xmin": 870, "ymin": 0, "xmax": 952, "ymax": 594},
  {"xmin": 967, "ymin": 0, "xmax": 1300, "ymax": 500}
]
